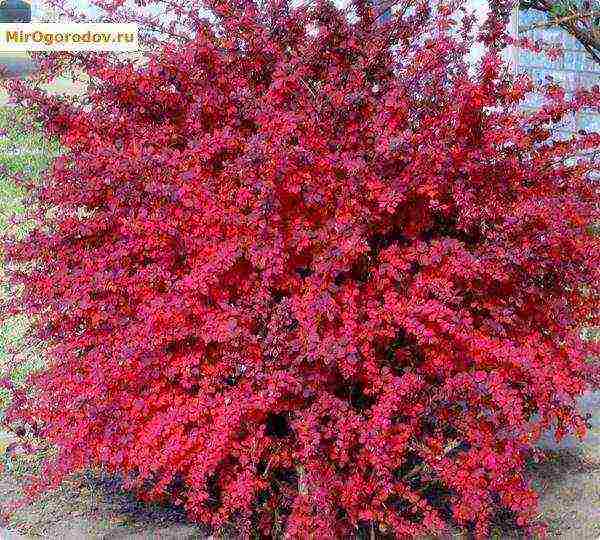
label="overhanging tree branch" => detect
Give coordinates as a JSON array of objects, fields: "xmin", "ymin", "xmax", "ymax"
[{"xmin": 518, "ymin": 0, "xmax": 600, "ymax": 64}]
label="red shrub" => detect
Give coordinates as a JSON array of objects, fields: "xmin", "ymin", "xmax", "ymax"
[{"xmin": 3, "ymin": 0, "xmax": 599, "ymax": 537}]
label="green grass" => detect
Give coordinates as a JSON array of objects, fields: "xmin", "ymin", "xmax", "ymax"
[{"xmin": 0, "ymin": 106, "xmax": 60, "ymax": 416}]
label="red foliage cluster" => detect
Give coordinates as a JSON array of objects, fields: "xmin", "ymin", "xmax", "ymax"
[{"xmin": 3, "ymin": 0, "xmax": 599, "ymax": 537}]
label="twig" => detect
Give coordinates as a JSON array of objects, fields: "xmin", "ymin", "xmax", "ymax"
[
  {"xmin": 520, "ymin": 9, "xmax": 600, "ymax": 32},
  {"xmin": 296, "ymin": 465, "xmax": 308, "ymax": 496},
  {"xmin": 520, "ymin": 0, "xmax": 600, "ymax": 64}
]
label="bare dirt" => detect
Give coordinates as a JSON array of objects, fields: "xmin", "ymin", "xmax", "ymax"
[{"xmin": 0, "ymin": 467, "xmax": 209, "ymax": 539}]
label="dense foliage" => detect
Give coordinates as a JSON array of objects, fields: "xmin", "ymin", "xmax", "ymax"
[{"xmin": 2, "ymin": 0, "xmax": 599, "ymax": 537}]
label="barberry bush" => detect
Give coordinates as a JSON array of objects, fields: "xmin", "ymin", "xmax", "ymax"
[{"xmin": 2, "ymin": 0, "xmax": 599, "ymax": 537}]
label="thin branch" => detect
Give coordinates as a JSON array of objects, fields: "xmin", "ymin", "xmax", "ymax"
[
  {"xmin": 520, "ymin": 10, "xmax": 600, "ymax": 32},
  {"xmin": 519, "ymin": 0, "xmax": 600, "ymax": 64}
]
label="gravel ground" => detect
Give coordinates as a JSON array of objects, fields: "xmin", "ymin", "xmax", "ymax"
[
  {"xmin": 0, "ymin": 468, "xmax": 209, "ymax": 539},
  {"xmin": 530, "ymin": 450, "xmax": 600, "ymax": 538}
]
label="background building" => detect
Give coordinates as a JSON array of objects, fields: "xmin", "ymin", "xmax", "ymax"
[{"xmin": 516, "ymin": 7, "xmax": 600, "ymax": 135}]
